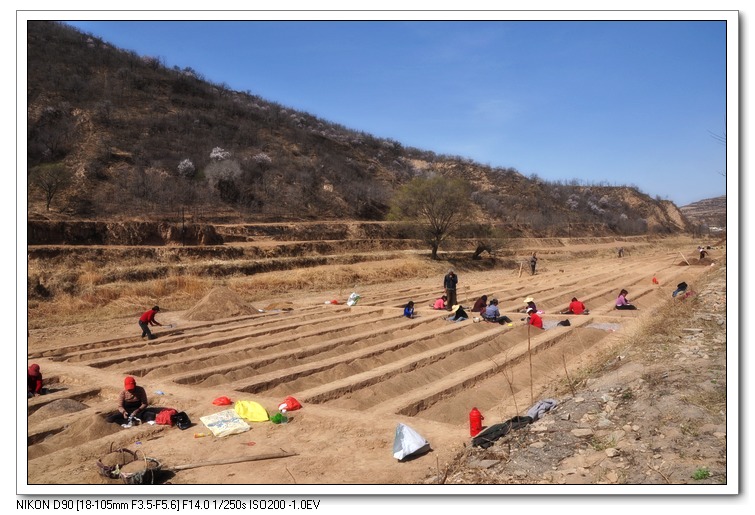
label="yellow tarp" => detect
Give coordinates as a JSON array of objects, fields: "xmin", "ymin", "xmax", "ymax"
[{"xmin": 234, "ymin": 400, "xmax": 270, "ymax": 422}]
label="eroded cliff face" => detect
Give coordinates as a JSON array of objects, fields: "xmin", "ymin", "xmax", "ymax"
[{"xmin": 27, "ymin": 221, "xmax": 223, "ymax": 246}]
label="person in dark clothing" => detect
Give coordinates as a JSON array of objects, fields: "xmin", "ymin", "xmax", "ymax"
[
  {"xmin": 672, "ymin": 282, "xmax": 688, "ymax": 298},
  {"xmin": 107, "ymin": 376, "xmax": 149, "ymax": 425},
  {"xmin": 447, "ymin": 304, "xmax": 469, "ymax": 322},
  {"xmin": 443, "ymin": 270, "xmax": 458, "ymax": 310},
  {"xmin": 139, "ymin": 306, "xmax": 162, "ymax": 340},
  {"xmin": 472, "ymin": 295, "xmax": 488, "ymax": 314},
  {"xmin": 529, "ymin": 253, "xmax": 538, "ymax": 275},
  {"xmin": 518, "ymin": 297, "xmax": 537, "ymax": 313}
]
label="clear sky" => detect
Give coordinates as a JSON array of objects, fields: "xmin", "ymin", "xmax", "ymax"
[{"xmin": 60, "ymin": 16, "xmax": 730, "ymax": 207}]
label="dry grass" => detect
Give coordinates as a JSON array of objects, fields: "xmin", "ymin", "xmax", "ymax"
[{"xmin": 27, "ymin": 256, "xmax": 449, "ymax": 329}]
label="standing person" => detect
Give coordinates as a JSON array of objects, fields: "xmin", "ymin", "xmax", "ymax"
[
  {"xmin": 106, "ymin": 376, "xmax": 148, "ymax": 425},
  {"xmin": 561, "ymin": 297, "xmax": 589, "ymax": 315},
  {"xmin": 618, "ymin": 247, "xmax": 624, "ymax": 258},
  {"xmin": 529, "ymin": 252, "xmax": 538, "ymax": 275},
  {"xmin": 615, "ymin": 289, "xmax": 637, "ymax": 310},
  {"xmin": 403, "ymin": 301, "xmax": 416, "ymax": 319},
  {"xmin": 526, "ymin": 307, "xmax": 544, "ymax": 329},
  {"xmin": 472, "ymin": 295, "xmax": 488, "ymax": 314},
  {"xmin": 27, "ymin": 364, "xmax": 43, "ymax": 398},
  {"xmin": 138, "ymin": 306, "xmax": 162, "ymax": 340},
  {"xmin": 443, "ymin": 270, "xmax": 458, "ymax": 311}
]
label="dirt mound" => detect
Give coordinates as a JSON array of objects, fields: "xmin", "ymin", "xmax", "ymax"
[
  {"xmin": 184, "ymin": 287, "xmax": 257, "ymax": 321},
  {"xmin": 263, "ymin": 301, "xmax": 295, "ymax": 311},
  {"xmin": 29, "ymin": 399, "xmax": 88, "ymax": 423}
]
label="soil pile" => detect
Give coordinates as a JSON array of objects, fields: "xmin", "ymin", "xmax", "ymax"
[
  {"xmin": 184, "ymin": 287, "xmax": 258, "ymax": 321},
  {"xmin": 28, "ymin": 399, "xmax": 88, "ymax": 424}
]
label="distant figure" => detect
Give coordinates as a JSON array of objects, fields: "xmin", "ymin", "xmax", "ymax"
[
  {"xmin": 139, "ymin": 306, "xmax": 162, "ymax": 340},
  {"xmin": 529, "ymin": 252, "xmax": 538, "ymax": 275},
  {"xmin": 443, "ymin": 270, "xmax": 458, "ymax": 310},
  {"xmin": 561, "ymin": 297, "xmax": 589, "ymax": 315},
  {"xmin": 431, "ymin": 295, "xmax": 448, "ymax": 310},
  {"xmin": 618, "ymin": 247, "xmax": 624, "ymax": 258},
  {"xmin": 672, "ymin": 282, "xmax": 688, "ymax": 298},
  {"xmin": 652, "ymin": 276, "xmax": 660, "ymax": 285},
  {"xmin": 471, "ymin": 295, "xmax": 488, "ymax": 314},
  {"xmin": 28, "ymin": 363, "xmax": 43, "ymax": 398},
  {"xmin": 106, "ymin": 376, "xmax": 148, "ymax": 425},
  {"xmin": 615, "ymin": 289, "xmax": 638, "ymax": 310},
  {"xmin": 699, "ymin": 249, "xmax": 708, "ymax": 260},
  {"xmin": 526, "ymin": 307, "xmax": 544, "ymax": 329},
  {"xmin": 448, "ymin": 304, "xmax": 469, "ymax": 322},
  {"xmin": 403, "ymin": 301, "xmax": 416, "ymax": 318},
  {"xmin": 482, "ymin": 298, "xmax": 513, "ymax": 325}
]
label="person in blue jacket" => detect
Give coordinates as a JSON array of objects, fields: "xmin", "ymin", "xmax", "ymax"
[{"xmin": 403, "ymin": 301, "xmax": 416, "ymax": 318}]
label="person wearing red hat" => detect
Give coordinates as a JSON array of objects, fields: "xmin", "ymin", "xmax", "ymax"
[
  {"xmin": 139, "ymin": 306, "xmax": 162, "ymax": 340},
  {"xmin": 27, "ymin": 364, "xmax": 43, "ymax": 398},
  {"xmin": 107, "ymin": 376, "xmax": 148, "ymax": 424}
]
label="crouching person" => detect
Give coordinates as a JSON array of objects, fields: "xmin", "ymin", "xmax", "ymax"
[{"xmin": 107, "ymin": 376, "xmax": 148, "ymax": 425}]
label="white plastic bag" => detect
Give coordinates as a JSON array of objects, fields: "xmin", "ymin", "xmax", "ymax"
[
  {"xmin": 392, "ymin": 423, "xmax": 431, "ymax": 461},
  {"xmin": 346, "ymin": 292, "xmax": 361, "ymax": 306}
]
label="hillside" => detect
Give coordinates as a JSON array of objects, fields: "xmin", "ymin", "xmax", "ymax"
[
  {"xmin": 26, "ymin": 21, "xmax": 692, "ymax": 237},
  {"xmin": 680, "ymin": 195, "xmax": 727, "ymax": 232}
]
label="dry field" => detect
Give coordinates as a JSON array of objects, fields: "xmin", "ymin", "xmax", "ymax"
[{"xmin": 23, "ymin": 234, "xmax": 726, "ymax": 492}]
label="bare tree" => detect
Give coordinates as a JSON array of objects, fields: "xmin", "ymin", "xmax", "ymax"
[
  {"xmin": 388, "ymin": 176, "xmax": 472, "ymax": 259},
  {"xmin": 29, "ymin": 163, "xmax": 74, "ymax": 211}
]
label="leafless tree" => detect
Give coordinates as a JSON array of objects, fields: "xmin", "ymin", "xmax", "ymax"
[
  {"xmin": 29, "ymin": 163, "xmax": 74, "ymax": 211},
  {"xmin": 388, "ymin": 176, "xmax": 472, "ymax": 259}
]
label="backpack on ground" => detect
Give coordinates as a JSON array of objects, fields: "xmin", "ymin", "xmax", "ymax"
[{"xmin": 171, "ymin": 411, "xmax": 192, "ymax": 430}]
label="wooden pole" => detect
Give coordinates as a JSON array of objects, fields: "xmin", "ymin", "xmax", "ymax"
[
  {"xmin": 679, "ymin": 252, "xmax": 690, "ymax": 266},
  {"xmin": 165, "ymin": 451, "xmax": 297, "ymax": 472},
  {"xmin": 518, "ymin": 262, "xmax": 524, "ymax": 278},
  {"xmin": 527, "ymin": 323, "xmax": 533, "ymax": 405}
]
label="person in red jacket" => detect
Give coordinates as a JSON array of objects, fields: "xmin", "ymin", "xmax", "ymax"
[
  {"xmin": 28, "ymin": 363, "xmax": 43, "ymax": 397},
  {"xmin": 561, "ymin": 297, "xmax": 589, "ymax": 315},
  {"xmin": 139, "ymin": 306, "xmax": 162, "ymax": 340},
  {"xmin": 526, "ymin": 307, "xmax": 543, "ymax": 329}
]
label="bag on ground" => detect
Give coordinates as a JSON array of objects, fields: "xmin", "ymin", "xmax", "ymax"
[
  {"xmin": 171, "ymin": 411, "xmax": 192, "ymax": 430},
  {"xmin": 392, "ymin": 423, "xmax": 431, "ymax": 461},
  {"xmin": 234, "ymin": 400, "xmax": 270, "ymax": 422},
  {"xmin": 155, "ymin": 408, "xmax": 177, "ymax": 426},
  {"xmin": 278, "ymin": 396, "xmax": 302, "ymax": 412}
]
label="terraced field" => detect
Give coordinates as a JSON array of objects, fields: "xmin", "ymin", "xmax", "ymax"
[{"xmin": 24, "ymin": 235, "xmax": 718, "ymax": 488}]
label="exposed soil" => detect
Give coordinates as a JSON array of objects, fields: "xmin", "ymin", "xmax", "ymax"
[{"xmin": 23, "ymin": 236, "xmax": 729, "ymax": 494}]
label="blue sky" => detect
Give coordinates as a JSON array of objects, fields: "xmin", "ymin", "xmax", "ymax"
[{"xmin": 61, "ymin": 18, "xmax": 730, "ymax": 207}]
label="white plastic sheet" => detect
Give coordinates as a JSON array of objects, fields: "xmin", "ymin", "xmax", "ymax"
[
  {"xmin": 200, "ymin": 409, "xmax": 251, "ymax": 437},
  {"xmin": 392, "ymin": 423, "xmax": 430, "ymax": 461}
]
